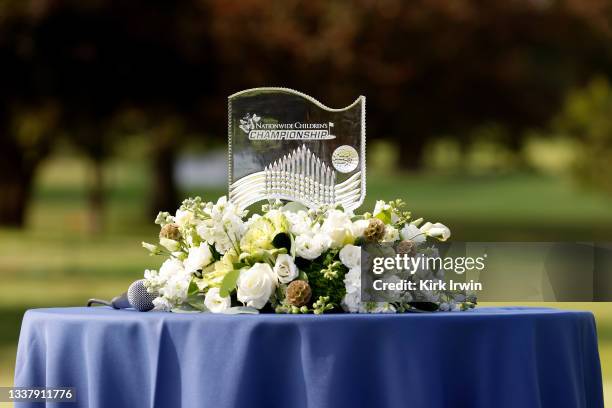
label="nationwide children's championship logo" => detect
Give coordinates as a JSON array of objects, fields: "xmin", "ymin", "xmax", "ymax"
[{"xmin": 239, "ymin": 113, "xmax": 336, "ymax": 140}]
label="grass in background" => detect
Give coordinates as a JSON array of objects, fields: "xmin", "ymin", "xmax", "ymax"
[{"xmin": 1, "ymin": 152, "xmax": 611, "ymax": 406}]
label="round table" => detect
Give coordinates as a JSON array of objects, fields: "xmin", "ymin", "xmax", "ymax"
[{"xmin": 14, "ymin": 307, "xmax": 603, "ymax": 408}]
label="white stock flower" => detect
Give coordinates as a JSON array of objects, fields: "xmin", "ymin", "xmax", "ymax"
[
  {"xmin": 339, "ymin": 244, "xmax": 361, "ymax": 269},
  {"xmin": 295, "ymin": 233, "xmax": 330, "ymax": 260},
  {"xmin": 183, "ymin": 243, "xmax": 214, "ymax": 272},
  {"xmin": 143, "ymin": 269, "xmax": 163, "ymax": 290},
  {"xmin": 400, "ymin": 223, "xmax": 426, "ymax": 244},
  {"xmin": 420, "ymin": 222, "xmax": 451, "ymax": 241},
  {"xmin": 154, "ymin": 268, "xmax": 191, "ymax": 310},
  {"xmin": 273, "ymin": 253, "xmax": 299, "ymax": 284},
  {"xmin": 321, "ymin": 209, "xmax": 353, "ymax": 248},
  {"xmin": 159, "ymin": 258, "xmax": 186, "ymax": 280},
  {"xmin": 152, "ymin": 297, "xmax": 172, "ymax": 311},
  {"xmin": 341, "ymin": 266, "xmax": 362, "ymax": 312},
  {"xmin": 197, "ymin": 196, "xmax": 246, "ymax": 254},
  {"xmin": 341, "ymin": 291, "xmax": 361, "ymax": 313},
  {"xmin": 237, "ymin": 263, "xmax": 277, "ymax": 309},
  {"xmin": 204, "ymin": 287, "xmax": 231, "ymax": 313},
  {"xmin": 174, "ymin": 209, "xmax": 195, "ymax": 227}
]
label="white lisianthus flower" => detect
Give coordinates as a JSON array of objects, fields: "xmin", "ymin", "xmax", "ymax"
[
  {"xmin": 321, "ymin": 209, "xmax": 353, "ymax": 248},
  {"xmin": 420, "ymin": 222, "xmax": 451, "ymax": 241},
  {"xmin": 383, "ymin": 225, "xmax": 400, "ymax": 242},
  {"xmin": 351, "ymin": 219, "xmax": 369, "ymax": 238},
  {"xmin": 174, "ymin": 209, "xmax": 195, "ymax": 227},
  {"xmin": 273, "ymin": 253, "xmax": 299, "ymax": 284},
  {"xmin": 373, "ymin": 200, "xmax": 390, "ymax": 217},
  {"xmin": 400, "ymin": 223, "xmax": 426, "ymax": 244},
  {"xmin": 153, "ymin": 259, "xmax": 191, "ymax": 310},
  {"xmin": 204, "ymin": 287, "xmax": 231, "ymax": 313},
  {"xmin": 183, "ymin": 243, "xmax": 214, "ymax": 273},
  {"xmin": 295, "ymin": 233, "xmax": 330, "ymax": 260},
  {"xmin": 339, "ymin": 244, "xmax": 361, "ymax": 269},
  {"xmin": 373, "ymin": 200, "xmax": 399, "ymax": 223},
  {"xmin": 237, "ymin": 263, "xmax": 277, "ymax": 309},
  {"xmin": 159, "ymin": 237, "xmax": 180, "ymax": 252}
]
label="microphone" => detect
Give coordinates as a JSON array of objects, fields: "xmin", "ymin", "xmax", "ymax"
[
  {"xmin": 87, "ymin": 279, "xmax": 158, "ymax": 312},
  {"xmin": 127, "ymin": 279, "xmax": 158, "ymax": 312},
  {"xmin": 87, "ymin": 293, "xmax": 130, "ymax": 309}
]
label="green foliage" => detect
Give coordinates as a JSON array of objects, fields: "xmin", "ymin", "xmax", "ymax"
[
  {"xmin": 298, "ymin": 250, "xmax": 347, "ymax": 311},
  {"xmin": 219, "ymin": 269, "xmax": 241, "ymax": 298},
  {"xmin": 553, "ymin": 77, "xmax": 612, "ymax": 193}
]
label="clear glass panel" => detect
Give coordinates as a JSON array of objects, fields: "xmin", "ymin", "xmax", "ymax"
[{"xmin": 228, "ymin": 88, "xmax": 365, "ymax": 210}]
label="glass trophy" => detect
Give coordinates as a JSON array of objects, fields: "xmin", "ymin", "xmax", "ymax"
[{"xmin": 228, "ymin": 88, "xmax": 365, "ymax": 210}]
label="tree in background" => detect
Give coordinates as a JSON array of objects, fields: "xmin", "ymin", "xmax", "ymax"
[
  {"xmin": 204, "ymin": 0, "xmax": 612, "ymax": 169},
  {"xmin": 1, "ymin": 0, "xmax": 612, "ymax": 227},
  {"xmin": 0, "ymin": 104, "xmax": 59, "ymax": 226},
  {"xmin": 553, "ymin": 77, "xmax": 612, "ymax": 193}
]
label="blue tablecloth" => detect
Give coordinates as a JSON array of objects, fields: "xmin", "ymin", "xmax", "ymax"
[{"xmin": 14, "ymin": 307, "xmax": 603, "ymax": 408}]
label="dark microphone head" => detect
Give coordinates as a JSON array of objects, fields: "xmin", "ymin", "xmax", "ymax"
[{"xmin": 127, "ymin": 279, "xmax": 158, "ymax": 312}]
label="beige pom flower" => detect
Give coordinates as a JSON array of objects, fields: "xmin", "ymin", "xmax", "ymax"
[
  {"xmin": 159, "ymin": 223, "xmax": 181, "ymax": 241},
  {"xmin": 286, "ymin": 280, "xmax": 312, "ymax": 307},
  {"xmin": 396, "ymin": 240, "xmax": 417, "ymax": 256},
  {"xmin": 364, "ymin": 218, "xmax": 386, "ymax": 242}
]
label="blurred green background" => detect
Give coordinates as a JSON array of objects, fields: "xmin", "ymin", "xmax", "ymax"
[{"xmin": 2, "ymin": 0, "xmax": 612, "ymax": 406}]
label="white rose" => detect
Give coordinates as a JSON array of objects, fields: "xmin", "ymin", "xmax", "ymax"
[
  {"xmin": 159, "ymin": 237, "xmax": 180, "ymax": 252},
  {"xmin": 420, "ymin": 222, "xmax": 451, "ymax": 241},
  {"xmin": 237, "ymin": 263, "xmax": 277, "ymax": 309},
  {"xmin": 295, "ymin": 234, "xmax": 330, "ymax": 260},
  {"xmin": 274, "ymin": 253, "xmax": 299, "ymax": 284},
  {"xmin": 183, "ymin": 243, "xmax": 214, "ymax": 272},
  {"xmin": 321, "ymin": 210, "xmax": 353, "ymax": 248},
  {"xmin": 175, "ymin": 209, "xmax": 195, "ymax": 227},
  {"xmin": 204, "ymin": 287, "xmax": 231, "ymax": 313},
  {"xmin": 351, "ymin": 219, "xmax": 369, "ymax": 238},
  {"xmin": 400, "ymin": 223, "xmax": 426, "ymax": 244},
  {"xmin": 339, "ymin": 244, "xmax": 361, "ymax": 269}
]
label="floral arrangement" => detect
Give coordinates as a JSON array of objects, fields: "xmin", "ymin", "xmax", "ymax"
[{"xmin": 141, "ymin": 196, "xmax": 476, "ymax": 314}]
